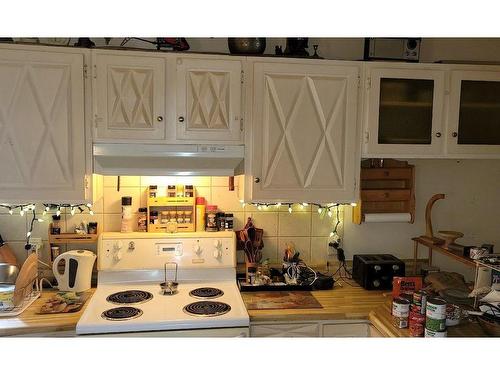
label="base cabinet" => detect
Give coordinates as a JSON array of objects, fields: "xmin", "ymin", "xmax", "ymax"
[{"xmin": 250, "ymin": 320, "xmax": 376, "ymax": 337}]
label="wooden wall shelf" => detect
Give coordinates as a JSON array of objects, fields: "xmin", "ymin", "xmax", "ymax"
[
  {"xmin": 48, "ymin": 232, "xmax": 98, "ymax": 245},
  {"xmin": 353, "ymin": 158, "xmax": 415, "ymax": 224}
]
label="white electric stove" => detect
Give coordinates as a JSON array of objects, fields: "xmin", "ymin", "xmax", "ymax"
[{"xmin": 76, "ymin": 232, "xmax": 249, "ymax": 337}]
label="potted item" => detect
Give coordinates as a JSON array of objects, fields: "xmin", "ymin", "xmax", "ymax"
[{"xmin": 228, "ymin": 38, "xmax": 266, "ymax": 55}]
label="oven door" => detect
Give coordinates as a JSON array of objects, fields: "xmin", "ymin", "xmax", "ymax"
[{"xmin": 78, "ymin": 327, "xmax": 249, "ymax": 337}]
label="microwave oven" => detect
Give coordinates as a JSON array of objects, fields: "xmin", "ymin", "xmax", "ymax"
[{"xmin": 364, "ymin": 38, "xmax": 421, "ymax": 61}]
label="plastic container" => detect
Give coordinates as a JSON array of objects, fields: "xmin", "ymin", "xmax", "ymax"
[
  {"xmin": 225, "ymin": 213, "xmax": 234, "ymax": 231},
  {"xmin": 195, "ymin": 197, "xmax": 206, "ymax": 232},
  {"xmin": 206, "ymin": 205, "xmax": 218, "ymax": 232},
  {"xmin": 121, "ymin": 196, "xmax": 133, "ymax": 233}
]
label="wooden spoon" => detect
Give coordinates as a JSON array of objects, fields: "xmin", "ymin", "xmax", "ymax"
[{"xmin": 13, "ymin": 252, "xmax": 38, "ymax": 306}]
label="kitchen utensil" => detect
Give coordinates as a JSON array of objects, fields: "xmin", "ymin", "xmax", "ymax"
[
  {"xmin": 13, "ymin": 252, "xmax": 38, "ymax": 306},
  {"xmin": 421, "ymin": 194, "xmax": 445, "ymax": 242},
  {"xmin": 52, "ymin": 250, "xmax": 96, "ymax": 293},
  {"xmin": 228, "ymin": 38, "xmax": 266, "ymax": 54},
  {"xmin": 0, "ymin": 235, "xmax": 18, "ymax": 266},
  {"xmin": 160, "ymin": 262, "xmax": 178, "ymax": 295},
  {"xmin": 477, "ymin": 302, "xmax": 500, "ymax": 336},
  {"xmin": 0, "ymin": 263, "xmax": 19, "ymax": 284},
  {"xmin": 437, "ymin": 231, "xmax": 464, "ymax": 249}
]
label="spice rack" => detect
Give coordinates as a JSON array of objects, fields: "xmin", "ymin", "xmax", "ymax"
[
  {"xmin": 147, "ymin": 196, "xmax": 196, "ymax": 233},
  {"xmin": 352, "ymin": 158, "xmax": 415, "ymax": 224},
  {"xmin": 48, "ymin": 224, "xmax": 99, "ymax": 244}
]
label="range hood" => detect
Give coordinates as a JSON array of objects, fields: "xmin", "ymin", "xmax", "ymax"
[{"xmin": 93, "ymin": 144, "xmax": 245, "ymax": 176}]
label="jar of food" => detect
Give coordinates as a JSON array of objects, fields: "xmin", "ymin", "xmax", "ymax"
[
  {"xmin": 167, "ymin": 185, "xmax": 176, "ymax": 197},
  {"xmin": 51, "ymin": 215, "xmax": 61, "ymax": 234},
  {"xmin": 160, "ymin": 211, "xmax": 170, "ymax": 224},
  {"xmin": 148, "ymin": 185, "xmax": 158, "ymax": 198},
  {"xmin": 138, "ymin": 207, "xmax": 148, "ymax": 232},
  {"xmin": 121, "ymin": 196, "xmax": 133, "ymax": 233},
  {"xmin": 217, "ymin": 212, "xmax": 225, "ymax": 231},
  {"xmin": 150, "ymin": 210, "xmax": 159, "ymax": 225},
  {"xmin": 224, "ymin": 213, "xmax": 234, "ymax": 231},
  {"xmin": 206, "ymin": 205, "xmax": 218, "ymax": 232},
  {"xmin": 50, "ymin": 246, "xmax": 60, "ymax": 261},
  {"xmin": 184, "ymin": 185, "xmax": 194, "ymax": 197},
  {"xmin": 177, "ymin": 211, "xmax": 185, "ymax": 224},
  {"xmin": 169, "ymin": 211, "xmax": 177, "ymax": 222},
  {"xmin": 87, "ymin": 222, "xmax": 98, "ymax": 234}
]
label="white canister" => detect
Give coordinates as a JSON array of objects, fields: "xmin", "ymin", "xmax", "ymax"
[{"xmin": 121, "ymin": 196, "xmax": 133, "ymax": 233}]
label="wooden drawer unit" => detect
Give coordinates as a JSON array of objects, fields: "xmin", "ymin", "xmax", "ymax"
[{"xmin": 353, "ymin": 159, "xmax": 415, "ymax": 224}]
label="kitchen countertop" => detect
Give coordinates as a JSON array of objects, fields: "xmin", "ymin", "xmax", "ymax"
[
  {"xmin": 242, "ymin": 282, "xmax": 388, "ymax": 322},
  {"xmin": 0, "ymin": 289, "xmax": 94, "ymax": 337}
]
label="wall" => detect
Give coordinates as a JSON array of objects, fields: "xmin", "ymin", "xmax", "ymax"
[{"xmin": 0, "ymin": 175, "xmax": 343, "ymax": 268}]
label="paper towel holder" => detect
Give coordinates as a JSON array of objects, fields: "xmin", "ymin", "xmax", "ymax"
[{"xmin": 352, "ymin": 158, "xmax": 415, "ymax": 224}]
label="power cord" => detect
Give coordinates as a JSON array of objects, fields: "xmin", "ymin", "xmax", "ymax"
[{"xmin": 328, "ymin": 241, "xmax": 354, "ymax": 287}]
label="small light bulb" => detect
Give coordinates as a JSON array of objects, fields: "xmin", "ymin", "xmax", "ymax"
[
  {"xmin": 257, "ymin": 205, "xmax": 262, "ymax": 211},
  {"xmin": 318, "ymin": 207, "xmax": 323, "ymax": 214},
  {"xmin": 42, "ymin": 211, "xmax": 46, "ymax": 216},
  {"xmin": 23, "ymin": 206, "xmax": 29, "ymax": 212},
  {"xmin": 350, "ymin": 202, "xmax": 357, "ymax": 207},
  {"xmin": 299, "ymin": 203, "xmax": 304, "ymax": 209},
  {"xmin": 37, "ymin": 218, "xmax": 44, "ymax": 222},
  {"xmin": 328, "ymin": 210, "xmax": 333, "ymax": 217},
  {"xmin": 45, "ymin": 206, "xmax": 50, "ymax": 212},
  {"xmin": 20, "ymin": 210, "xmax": 24, "ymax": 216},
  {"xmin": 276, "ymin": 202, "xmax": 282, "ymax": 207},
  {"xmin": 329, "ymin": 231, "xmax": 335, "ymax": 237},
  {"xmin": 26, "ymin": 231, "xmax": 31, "ymax": 237},
  {"xmin": 86, "ymin": 203, "xmax": 92, "ymax": 208},
  {"xmin": 56, "ymin": 209, "xmax": 61, "ymax": 216},
  {"xmin": 89, "ymin": 210, "xmax": 94, "ymax": 216},
  {"xmin": 9, "ymin": 209, "xmax": 13, "ymax": 215},
  {"xmin": 241, "ymin": 203, "xmax": 246, "ymax": 208},
  {"xmin": 239, "ymin": 199, "xmax": 244, "ymax": 203},
  {"xmin": 302, "ymin": 202, "xmax": 309, "ymax": 207},
  {"xmin": 288, "ymin": 205, "xmax": 292, "ymax": 213},
  {"xmin": 70, "ymin": 207, "xmax": 76, "ymax": 216}
]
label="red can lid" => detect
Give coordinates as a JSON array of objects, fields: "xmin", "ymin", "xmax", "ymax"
[
  {"xmin": 206, "ymin": 205, "xmax": 218, "ymax": 211},
  {"xmin": 196, "ymin": 197, "xmax": 206, "ymax": 205}
]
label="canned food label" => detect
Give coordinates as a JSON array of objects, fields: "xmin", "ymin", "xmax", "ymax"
[
  {"xmin": 425, "ymin": 328, "xmax": 447, "ymax": 338},
  {"xmin": 426, "ymin": 317, "xmax": 446, "ymax": 332},
  {"xmin": 392, "ymin": 299, "xmax": 410, "ymax": 317},
  {"xmin": 426, "ymin": 298, "xmax": 447, "ymax": 320}
]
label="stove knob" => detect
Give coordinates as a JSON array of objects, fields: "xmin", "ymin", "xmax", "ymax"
[
  {"xmin": 214, "ymin": 240, "xmax": 222, "ymax": 249},
  {"xmin": 195, "ymin": 244, "xmax": 202, "ymax": 256},
  {"xmin": 175, "ymin": 247, "xmax": 183, "ymax": 257},
  {"xmin": 113, "ymin": 241, "xmax": 123, "ymax": 251},
  {"xmin": 213, "ymin": 249, "xmax": 222, "ymax": 259},
  {"xmin": 113, "ymin": 250, "xmax": 123, "ymax": 261},
  {"xmin": 374, "ymin": 265, "xmax": 381, "ymax": 272},
  {"xmin": 128, "ymin": 241, "xmax": 135, "ymax": 251},
  {"xmin": 373, "ymin": 279, "xmax": 381, "ymax": 288},
  {"xmin": 392, "ymin": 264, "xmax": 400, "ymax": 271}
]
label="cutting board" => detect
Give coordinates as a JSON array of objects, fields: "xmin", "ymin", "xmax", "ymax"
[
  {"xmin": 242, "ymin": 291, "xmax": 322, "ymax": 310},
  {"xmin": 0, "ymin": 241, "xmax": 18, "ymax": 266}
]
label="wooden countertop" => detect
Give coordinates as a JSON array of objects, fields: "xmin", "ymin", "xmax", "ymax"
[
  {"xmin": 242, "ymin": 283, "xmax": 389, "ymax": 322},
  {"xmin": 0, "ymin": 289, "xmax": 94, "ymax": 337},
  {"xmin": 369, "ymin": 298, "xmax": 488, "ymax": 337}
]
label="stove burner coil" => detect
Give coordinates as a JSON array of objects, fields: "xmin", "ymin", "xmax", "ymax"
[
  {"xmin": 101, "ymin": 306, "xmax": 143, "ymax": 321},
  {"xmin": 183, "ymin": 301, "xmax": 231, "ymax": 317},
  {"xmin": 106, "ymin": 290, "xmax": 153, "ymax": 305},
  {"xmin": 189, "ymin": 287, "xmax": 224, "ymax": 299}
]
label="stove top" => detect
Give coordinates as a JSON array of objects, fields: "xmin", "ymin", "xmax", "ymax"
[
  {"xmin": 101, "ymin": 306, "xmax": 143, "ymax": 321},
  {"xmin": 106, "ymin": 290, "xmax": 153, "ymax": 305},
  {"xmin": 183, "ymin": 301, "xmax": 231, "ymax": 317},
  {"xmin": 189, "ymin": 287, "xmax": 224, "ymax": 299}
]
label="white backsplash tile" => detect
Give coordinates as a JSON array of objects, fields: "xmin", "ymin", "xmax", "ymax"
[
  {"xmin": 103, "ymin": 187, "xmax": 141, "ymax": 214},
  {"xmin": 103, "ymin": 176, "xmax": 141, "ymax": 188},
  {"xmin": 310, "ymin": 237, "xmax": 330, "ymax": 265},
  {"xmin": 278, "ymin": 212, "xmax": 312, "ymax": 237},
  {"xmin": 0, "ymin": 214, "xmax": 27, "ymax": 241},
  {"xmin": 260, "ymin": 236, "xmax": 279, "ymax": 263},
  {"xmin": 247, "ymin": 212, "xmax": 279, "ymax": 237},
  {"xmin": 211, "ymin": 186, "xmax": 242, "ymax": 212}
]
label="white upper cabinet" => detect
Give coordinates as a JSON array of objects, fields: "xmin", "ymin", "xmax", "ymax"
[
  {"xmin": 363, "ymin": 63, "xmax": 446, "ymax": 157},
  {"xmin": 175, "ymin": 57, "xmax": 242, "ymax": 143},
  {"xmin": 0, "ymin": 47, "xmax": 88, "ymax": 203},
  {"xmin": 446, "ymin": 68, "xmax": 500, "ymax": 156},
  {"xmin": 94, "ymin": 52, "xmax": 166, "ymax": 141},
  {"xmin": 244, "ymin": 60, "xmax": 360, "ymax": 203}
]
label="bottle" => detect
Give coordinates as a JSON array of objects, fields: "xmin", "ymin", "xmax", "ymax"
[
  {"xmin": 195, "ymin": 197, "xmax": 206, "ymax": 232},
  {"xmin": 206, "ymin": 205, "xmax": 218, "ymax": 232},
  {"xmin": 148, "ymin": 185, "xmax": 157, "ymax": 198},
  {"xmin": 167, "ymin": 185, "xmax": 176, "ymax": 197},
  {"xmin": 224, "ymin": 213, "xmax": 234, "ymax": 231},
  {"xmin": 138, "ymin": 207, "xmax": 147, "ymax": 232},
  {"xmin": 217, "ymin": 212, "xmax": 225, "ymax": 231},
  {"xmin": 185, "ymin": 185, "xmax": 194, "ymax": 197},
  {"xmin": 150, "ymin": 210, "xmax": 159, "ymax": 225},
  {"xmin": 51, "ymin": 215, "xmax": 61, "ymax": 234},
  {"xmin": 121, "ymin": 196, "xmax": 133, "ymax": 232}
]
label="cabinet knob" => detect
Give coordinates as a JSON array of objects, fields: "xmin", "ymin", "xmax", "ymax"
[
  {"xmin": 254, "ymin": 177, "xmax": 260, "ymax": 183},
  {"xmin": 435, "ymin": 132, "xmax": 441, "ymax": 138},
  {"xmin": 157, "ymin": 116, "xmax": 163, "ymax": 122},
  {"xmin": 178, "ymin": 116, "xmax": 185, "ymax": 123},
  {"xmin": 452, "ymin": 132, "xmax": 458, "ymax": 138}
]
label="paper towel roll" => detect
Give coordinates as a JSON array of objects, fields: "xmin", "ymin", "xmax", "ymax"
[{"xmin": 364, "ymin": 213, "xmax": 412, "ymax": 223}]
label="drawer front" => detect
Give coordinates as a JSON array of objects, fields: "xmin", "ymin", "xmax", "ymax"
[
  {"xmin": 361, "ymin": 168, "xmax": 412, "ymax": 180},
  {"xmin": 361, "ymin": 189, "xmax": 411, "ymax": 202},
  {"xmin": 322, "ymin": 323, "xmax": 369, "ymax": 337},
  {"xmin": 251, "ymin": 323, "xmax": 319, "ymax": 337}
]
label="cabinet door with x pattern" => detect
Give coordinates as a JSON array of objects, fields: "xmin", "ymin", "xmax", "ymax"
[
  {"xmin": 176, "ymin": 57, "xmax": 243, "ymax": 143},
  {"xmin": 94, "ymin": 52, "xmax": 166, "ymax": 141},
  {"xmin": 250, "ymin": 61, "xmax": 360, "ymax": 203}
]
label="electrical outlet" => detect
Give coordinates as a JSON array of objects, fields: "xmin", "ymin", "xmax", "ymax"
[{"xmin": 30, "ymin": 237, "xmax": 44, "ymax": 255}]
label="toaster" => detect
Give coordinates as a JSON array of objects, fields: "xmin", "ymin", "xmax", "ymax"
[{"xmin": 352, "ymin": 254, "xmax": 405, "ymax": 290}]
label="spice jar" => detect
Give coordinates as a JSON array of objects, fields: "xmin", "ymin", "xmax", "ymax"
[
  {"xmin": 87, "ymin": 222, "xmax": 98, "ymax": 234},
  {"xmin": 51, "ymin": 215, "xmax": 61, "ymax": 234},
  {"xmin": 148, "ymin": 185, "xmax": 157, "ymax": 198},
  {"xmin": 169, "ymin": 210, "xmax": 177, "ymax": 222},
  {"xmin": 161, "ymin": 211, "xmax": 170, "ymax": 224},
  {"xmin": 184, "ymin": 211, "xmax": 192, "ymax": 224},
  {"xmin": 167, "ymin": 185, "xmax": 176, "ymax": 197},
  {"xmin": 121, "ymin": 196, "xmax": 133, "ymax": 233},
  {"xmin": 185, "ymin": 185, "xmax": 194, "ymax": 197},
  {"xmin": 224, "ymin": 213, "xmax": 234, "ymax": 231},
  {"xmin": 138, "ymin": 207, "xmax": 147, "ymax": 232},
  {"xmin": 206, "ymin": 205, "xmax": 218, "ymax": 232},
  {"xmin": 150, "ymin": 210, "xmax": 159, "ymax": 225},
  {"xmin": 217, "ymin": 212, "xmax": 225, "ymax": 231},
  {"xmin": 50, "ymin": 246, "xmax": 60, "ymax": 262},
  {"xmin": 177, "ymin": 211, "xmax": 185, "ymax": 224}
]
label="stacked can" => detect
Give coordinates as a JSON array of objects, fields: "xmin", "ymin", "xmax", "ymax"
[
  {"xmin": 425, "ymin": 297, "xmax": 447, "ymax": 337},
  {"xmin": 445, "ymin": 304, "xmax": 461, "ymax": 327},
  {"xmin": 409, "ymin": 290, "xmax": 427, "ymax": 337},
  {"xmin": 392, "ymin": 297, "xmax": 410, "ymax": 329}
]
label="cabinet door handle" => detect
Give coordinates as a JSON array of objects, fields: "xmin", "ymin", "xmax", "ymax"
[
  {"xmin": 178, "ymin": 116, "xmax": 185, "ymax": 123},
  {"xmin": 452, "ymin": 132, "xmax": 458, "ymax": 138},
  {"xmin": 435, "ymin": 132, "xmax": 441, "ymax": 138},
  {"xmin": 157, "ymin": 116, "xmax": 163, "ymax": 122},
  {"xmin": 254, "ymin": 177, "xmax": 260, "ymax": 183}
]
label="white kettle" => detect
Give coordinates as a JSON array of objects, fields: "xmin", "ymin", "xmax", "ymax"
[{"xmin": 53, "ymin": 250, "xmax": 96, "ymax": 293}]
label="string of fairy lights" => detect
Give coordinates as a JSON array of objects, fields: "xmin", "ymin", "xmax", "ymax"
[
  {"xmin": 240, "ymin": 201, "xmax": 356, "ymax": 241},
  {"xmin": 0, "ymin": 203, "xmax": 94, "ymax": 250}
]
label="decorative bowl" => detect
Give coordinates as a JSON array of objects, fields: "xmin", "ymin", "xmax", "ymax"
[{"xmin": 437, "ymin": 231, "xmax": 464, "ymax": 249}]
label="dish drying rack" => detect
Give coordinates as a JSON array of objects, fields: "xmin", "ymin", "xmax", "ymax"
[{"xmin": 0, "ymin": 275, "xmax": 40, "ymax": 317}]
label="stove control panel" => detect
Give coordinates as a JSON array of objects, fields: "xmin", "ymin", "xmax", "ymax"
[{"xmin": 98, "ymin": 232, "xmax": 236, "ymax": 270}]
